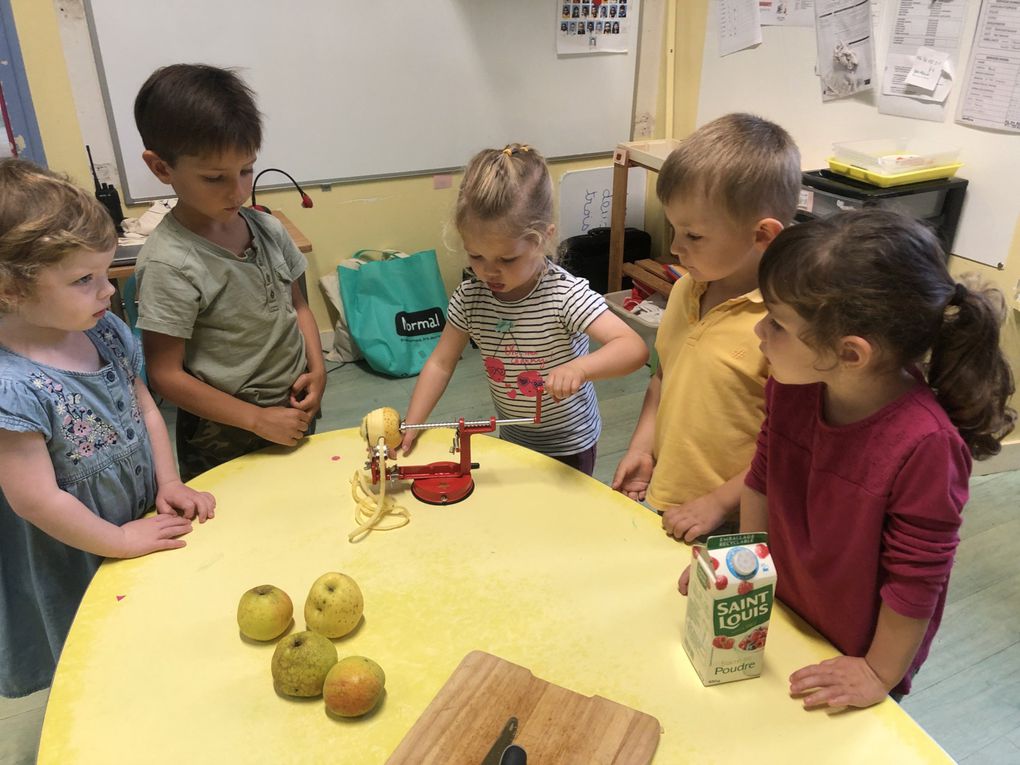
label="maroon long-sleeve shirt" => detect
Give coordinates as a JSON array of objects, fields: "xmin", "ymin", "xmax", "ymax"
[{"xmin": 746, "ymin": 378, "xmax": 970, "ymax": 695}]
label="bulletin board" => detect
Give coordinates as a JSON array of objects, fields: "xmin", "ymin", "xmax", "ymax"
[
  {"xmin": 697, "ymin": 0, "xmax": 1019, "ymax": 268},
  {"xmin": 84, "ymin": 0, "xmax": 642, "ymax": 203}
]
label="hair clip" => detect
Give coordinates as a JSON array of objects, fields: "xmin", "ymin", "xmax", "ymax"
[{"xmin": 502, "ymin": 147, "xmax": 514, "ymax": 157}]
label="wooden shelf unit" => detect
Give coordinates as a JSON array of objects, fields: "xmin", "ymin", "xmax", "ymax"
[{"xmin": 608, "ymin": 139, "xmax": 680, "ymax": 296}]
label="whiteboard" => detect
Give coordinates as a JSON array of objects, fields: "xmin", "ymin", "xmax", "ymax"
[
  {"xmin": 85, "ymin": 0, "xmax": 642, "ymax": 203},
  {"xmin": 698, "ymin": 0, "xmax": 1019, "ymax": 268}
]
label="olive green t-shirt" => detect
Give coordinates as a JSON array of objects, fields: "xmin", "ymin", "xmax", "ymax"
[{"xmin": 135, "ymin": 208, "xmax": 307, "ymax": 407}]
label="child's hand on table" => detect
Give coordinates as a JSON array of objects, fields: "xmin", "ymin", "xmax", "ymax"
[
  {"xmin": 611, "ymin": 450, "xmax": 654, "ymax": 501},
  {"xmin": 662, "ymin": 492, "xmax": 729, "ymax": 542},
  {"xmin": 156, "ymin": 479, "xmax": 216, "ymax": 523},
  {"xmin": 789, "ymin": 656, "xmax": 889, "ymax": 709},
  {"xmin": 118, "ymin": 514, "xmax": 193, "ymax": 558},
  {"xmin": 253, "ymin": 406, "xmax": 311, "ymax": 446},
  {"xmin": 677, "ymin": 564, "xmax": 692, "ymax": 595}
]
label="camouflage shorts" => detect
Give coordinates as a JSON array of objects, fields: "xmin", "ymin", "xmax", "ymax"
[{"xmin": 175, "ymin": 407, "xmax": 319, "ymax": 482}]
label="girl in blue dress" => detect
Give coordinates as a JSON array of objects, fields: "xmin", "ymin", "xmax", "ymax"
[{"xmin": 0, "ymin": 159, "xmax": 216, "ymax": 697}]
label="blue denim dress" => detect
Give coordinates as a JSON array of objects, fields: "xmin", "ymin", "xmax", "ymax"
[{"xmin": 0, "ymin": 313, "xmax": 157, "ymax": 697}]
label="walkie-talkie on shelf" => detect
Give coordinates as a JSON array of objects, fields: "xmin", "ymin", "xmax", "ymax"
[{"xmin": 86, "ymin": 145, "xmax": 125, "ymax": 234}]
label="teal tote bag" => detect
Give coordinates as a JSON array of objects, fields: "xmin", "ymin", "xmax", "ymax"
[{"xmin": 338, "ymin": 249, "xmax": 448, "ymax": 377}]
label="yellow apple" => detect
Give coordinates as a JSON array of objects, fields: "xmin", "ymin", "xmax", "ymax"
[
  {"xmin": 237, "ymin": 584, "xmax": 293, "ymax": 641},
  {"xmin": 323, "ymin": 656, "xmax": 386, "ymax": 717},
  {"xmin": 304, "ymin": 572, "xmax": 364, "ymax": 638},
  {"xmin": 271, "ymin": 630, "xmax": 338, "ymax": 697}
]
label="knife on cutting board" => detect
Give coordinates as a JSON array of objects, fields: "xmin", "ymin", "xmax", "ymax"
[
  {"xmin": 500, "ymin": 744, "xmax": 527, "ymax": 765},
  {"xmin": 480, "ymin": 716, "xmax": 518, "ymax": 765}
]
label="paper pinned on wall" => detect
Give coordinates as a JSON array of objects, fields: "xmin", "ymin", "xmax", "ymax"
[
  {"xmin": 878, "ymin": 0, "xmax": 965, "ymax": 121},
  {"xmin": 558, "ymin": 166, "xmax": 647, "ymax": 239},
  {"xmin": 814, "ymin": 0, "xmax": 876, "ymax": 101},
  {"xmin": 718, "ymin": 0, "xmax": 762, "ymax": 56},
  {"xmin": 759, "ymin": 0, "xmax": 815, "ymax": 27},
  {"xmin": 904, "ymin": 48, "xmax": 951, "ymax": 91},
  {"xmin": 557, "ymin": 0, "xmax": 639, "ymax": 55},
  {"xmin": 957, "ymin": 0, "xmax": 1020, "ymax": 133}
]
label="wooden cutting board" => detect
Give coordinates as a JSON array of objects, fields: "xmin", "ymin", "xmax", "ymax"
[{"xmin": 387, "ymin": 651, "xmax": 661, "ymax": 764}]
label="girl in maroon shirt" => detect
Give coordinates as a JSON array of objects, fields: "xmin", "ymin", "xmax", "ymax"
[{"xmin": 681, "ymin": 210, "xmax": 1015, "ymax": 708}]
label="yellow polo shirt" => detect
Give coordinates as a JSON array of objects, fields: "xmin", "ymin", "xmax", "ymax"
[{"xmin": 646, "ymin": 278, "xmax": 768, "ymax": 511}]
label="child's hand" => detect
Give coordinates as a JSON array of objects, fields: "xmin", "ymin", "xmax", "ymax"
[
  {"xmin": 544, "ymin": 362, "xmax": 587, "ymax": 402},
  {"xmin": 611, "ymin": 451, "xmax": 654, "ymax": 500},
  {"xmin": 156, "ymin": 479, "xmax": 216, "ymax": 523},
  {"xmin": 118, "ymin": 514, "xmax": 193, "ymax": 558},
  {"xmin": 677, "ymin": 564, "xmax": 692, "ymax": 595},
  {"xmin": 789, "ymin": 656, "xmax": 890, "ymax": 709},
  {"xmin": 662, "ymin": 493, "xmax": 729, "ymax": 543},
  {"xmin": 253, "ymin": 406, "xmax": 312, "ymax": 446},
  {"xmin": 290, "ymin": 369, "xmax": 327, "ymax": 414},
  {"xmin": 399, "ymin": 429, "xmax": 420, "ymax": 457}
]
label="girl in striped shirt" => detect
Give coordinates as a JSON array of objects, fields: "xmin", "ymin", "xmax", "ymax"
[{"xmin": 400, "ymin": 144, "xmax": 647, "ymax": 475}]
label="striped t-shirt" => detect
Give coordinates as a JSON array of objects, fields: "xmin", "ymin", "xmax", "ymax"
[{"xmin": 447, "ymin": 262, "xmax": 606, "ymax": 456}]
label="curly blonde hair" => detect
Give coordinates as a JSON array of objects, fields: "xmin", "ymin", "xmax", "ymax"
[{"xmin": 0, "ymin": 159, "xmax": 117, "ymax": 313}]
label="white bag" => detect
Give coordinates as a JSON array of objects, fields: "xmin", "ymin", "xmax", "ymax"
[{"xmin": 317, "ymin": 271, "xmax": 363, "ymax": 364}]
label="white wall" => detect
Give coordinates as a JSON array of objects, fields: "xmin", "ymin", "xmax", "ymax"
[{"xmin": 697, "ymin": 0, "xmax": 1019, "ymax": 269}]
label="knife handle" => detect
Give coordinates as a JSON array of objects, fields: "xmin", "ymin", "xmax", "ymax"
[{"xmin": 499, "ymin": 744, "xmax": 527, "ymax": 765}]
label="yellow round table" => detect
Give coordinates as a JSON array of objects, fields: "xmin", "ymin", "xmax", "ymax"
[{"xmin": 38, "ymin": 429, "xmax": 951, "ymax": 764}]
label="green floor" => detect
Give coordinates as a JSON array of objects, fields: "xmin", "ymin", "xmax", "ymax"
[{"xmin": 2, "ymin": 346, "xmax": 1018, "ymax": 763}]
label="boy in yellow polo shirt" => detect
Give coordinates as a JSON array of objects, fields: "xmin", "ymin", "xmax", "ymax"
[{"xmin": 611, "ymin": 113, "xmax": 801, "ymax": 541}]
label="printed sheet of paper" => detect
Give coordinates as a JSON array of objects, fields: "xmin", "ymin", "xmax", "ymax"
[
  {"xmin": 815, "ymin": 0, "xmax": 876, "ymax": 100},
  {"xmin": 957, "ymin": 0, "xmax": 1020, "ymax": 132},
  {"xmin": 759, "ymin": 0, "xmax": 815, "ymax": 26},
  {"xmin": 558, "ymin": 0, "xmax": 638, "ymax": 55},
  {"xmin": 719, "ymin": 0, "xmax": 763, "ymax": 56},
  {"xmin": 879, "ymin": 0, "xmax": 966, "ymax": 120}
]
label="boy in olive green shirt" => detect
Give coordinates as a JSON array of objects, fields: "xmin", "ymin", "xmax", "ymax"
[{"xmin": 133, "ymin": 64, "xmax": 324, "ymax": 480}]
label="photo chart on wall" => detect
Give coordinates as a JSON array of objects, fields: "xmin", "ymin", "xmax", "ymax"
[{"xmin": 558, "ymin": 0, "xmax": 637, "ymax": 54}]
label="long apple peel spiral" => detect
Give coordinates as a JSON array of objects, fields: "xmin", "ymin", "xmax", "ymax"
[{"xmin": 349, "ymin": 408, "xmax": 410, "ymax": 542}]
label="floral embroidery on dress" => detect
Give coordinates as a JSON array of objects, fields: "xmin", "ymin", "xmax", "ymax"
[{"xmin": 30, "ymin": 371, "xmax": 118, "ymax": 464}]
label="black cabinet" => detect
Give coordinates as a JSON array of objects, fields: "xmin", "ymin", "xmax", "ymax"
[{"xmin": 796, "ymin": 170, "xmax": 968, "ymax": 256}]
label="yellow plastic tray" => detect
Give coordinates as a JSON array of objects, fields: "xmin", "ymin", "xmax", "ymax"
[{"xmin": 827, "ymin": 157, "xmax": 963, "ymax": 187}]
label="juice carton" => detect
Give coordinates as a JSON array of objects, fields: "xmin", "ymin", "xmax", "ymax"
[{"xmin": 682, "ymin": 532, "xmax": 777, "ymax": 686}]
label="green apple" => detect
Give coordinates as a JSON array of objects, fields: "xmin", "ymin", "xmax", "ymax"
[
  {"xmin": 270, "ymin": 630, "xmax": 338, "ymax": 697},
  {"xmin": 323, "ymin": 656, "xmax": 386, "ymax": 717},
  {"xmin": 304, "ymin": 572, "xmax": 364, "ymax": 638},
  {"xmin": 237, "ymin": 584, "xmax": 294, "ymax": 641}
]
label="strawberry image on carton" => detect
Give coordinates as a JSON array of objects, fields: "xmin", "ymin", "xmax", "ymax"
[{"xmin": 683, "ymin": 532, "xmax": 777, "ymax": 686}]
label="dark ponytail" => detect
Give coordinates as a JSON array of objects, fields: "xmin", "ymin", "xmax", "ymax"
[
  {"xmin": 928, "ymin": 277, "xmax": 1016, "ymax": 458},
  {"xmin": 759, "ymin": 210, "xmax": 1016, "ymax": 459}
]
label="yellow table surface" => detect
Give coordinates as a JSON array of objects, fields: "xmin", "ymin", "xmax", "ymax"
[{"xmin": 38, "ymin": 429, "xmax": 951, "ymax": 764}]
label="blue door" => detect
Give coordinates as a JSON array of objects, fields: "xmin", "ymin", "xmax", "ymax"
[{"xmin": 0, "ymin": 0, "xmax": 46, "ymax": 164}]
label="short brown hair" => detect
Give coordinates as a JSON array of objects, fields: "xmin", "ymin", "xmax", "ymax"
[
  {"xmin": 134, "ymin": 64, "xmax": 262, "ymax": 165},
  {"xmin": 0, "ymin": 158, "xmax": 116, "ymax": 312},
  {"xmin": 656, "ymin": 113, "xmax": 801, "ymax": 225},
  {"xmin": 455, "ymin": 143, "xmax": 555, "ymax": 257}
]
